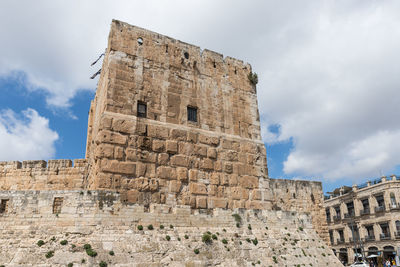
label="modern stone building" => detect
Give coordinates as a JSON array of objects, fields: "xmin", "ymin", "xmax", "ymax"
[{"xmin": 324, "ymin": 175, "xmax": 400, "ymax": 265}]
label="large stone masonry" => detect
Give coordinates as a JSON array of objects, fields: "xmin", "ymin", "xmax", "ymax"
[
  {"xmin": 0, "ymin": 20, "xmax": 337, "ymax": 266},
  {"xmin": 85, "ymin": 20, "xmax": 271, "ymax": 210},
  {"xmin": 0, "ymin": 190, "xmax": 342, "ymax": 267}
]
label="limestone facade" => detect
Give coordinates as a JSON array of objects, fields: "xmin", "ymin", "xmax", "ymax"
[
  {"xmin": 0, "ymin": 190, "xmax": 342, "ymax": 266},
  {"xmin": 0, "ymin": 20, "xmax": 338, "ymax": 266},
  {"xmin": 324, "ymin": 175, "xmax": 400, "ymax": 265},
  {"xmin": 85, "ymin": 20, "xmax": 269, "ymax": 211}
]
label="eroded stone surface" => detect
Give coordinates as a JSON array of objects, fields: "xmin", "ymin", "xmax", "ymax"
[
  {"xmin": 0, "ymin": 190, "xmax": 342, "ymax": 267},
  {"xmin": 0, "ymin": 20, "xmax": 334, "ymax": 266}
]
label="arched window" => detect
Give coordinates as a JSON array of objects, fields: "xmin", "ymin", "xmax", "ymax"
[
  {"xmin": 390, "ymin": 192, "xmax": 396, "ymax": 207},
  {"xmin": 396, "ymin": 220, "xmax": 400, "ymax": 231},
  {"xmin": 383, "ymin": 246, "xmax": 395, "ymax": 252}
]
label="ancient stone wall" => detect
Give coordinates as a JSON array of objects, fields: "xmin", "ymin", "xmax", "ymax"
[
  {"xmin": 269, "ymin": 179, "xmax": 330, "ymax": 243},
  {"xmin": 85, "ymin": 20, "xmax": 270, "ymax": 210},
  {"xmin": 0, "ymin": 190, "xmax": 342, "ymax": 267},
  {"xmin": 0, "ymin": 160, "xmax": 87, "ymax": 191},
  {"xmin": 0, "ymin": 20, "xmax": 340, "ymax": 266}
]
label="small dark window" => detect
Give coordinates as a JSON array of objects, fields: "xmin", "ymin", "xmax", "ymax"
[
  {"xmin": 137, "ymin": 102, "xmax": 147, "ymax": 118},
  {"xmin": 187, "ymin": 106, "xmax": 197, "ymax": 122},
  {"xmin": 137, "ymin": 37, "xmax": 143, "ymax": 45},
  {"xmin": 184, "ymin": 52, "xmax": 189, "ymax": 59},
  {"xmin": 53, "ymin": 197, "xmax": 63, "ymax": 214},
  {"xmin": 0, "ymin": 199, "xmax": 9, "ymax": 213}
]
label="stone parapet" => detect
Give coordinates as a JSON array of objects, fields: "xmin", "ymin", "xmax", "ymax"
[{"xmin": 0, "ymin": 159, "xmax": 88, "ymax": 191}]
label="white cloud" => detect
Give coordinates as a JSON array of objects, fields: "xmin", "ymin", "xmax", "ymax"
[
  {"xmin": 0, "ymin": 109, "xmax": 58, "ymax": 161},
  {"xmin": 258, "ymin": 1, "xmax": 400, "ymax": 182},
  {"xmin": 0, "ymin": 0, "xmax": 399, "ymax": 181}
]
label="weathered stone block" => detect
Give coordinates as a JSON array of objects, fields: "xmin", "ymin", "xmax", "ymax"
[
  {"xmin": 198, "ymin": 134, "xmax": 219, "ymax": 146},
  {"xmin": 210, "ymin": 173, "xmax": 220, "ymax": 185},
  {"xmin": 209, "ymin": 197, "xmax": 227, "ymax": 209},
  {"xmin": 114, "ymin": 146, "xmax": 124, "ymax": 159},
  {"xmin": 226, "ymin": 150, "xmax": 238, "ymax": 161},
  {"xmin": 189, "ymin": 182, "xmax": 207, "ymax": 195},
  {"xmin": 251, "ymin": 189, "xmax": 262, "ymax": 200},
  {"xmin": 169, "ymin": 180, "xmax": 182, "ymax": 193},
  {"xmin": 101, "ymin": 159, "xmax": 136, "ymax": 175},
  {"xmin": 99, "ymin": 116, "xmax": 112, "ymax": 130},
  {"xmin": 112, "ymin": 118, "xmax": 135, "ymax": 134},
  {"xmin": 170, "ymin": 155, "xmax": 189, "ymax": 167},
  {"xmin": 135, "ymin": 123, "xmax": 147, "ymax": 135},
  {"xmin": 231, "ymin": 187, "xmax": 249, "ymax": 200},
  {"xmin": 207, "ymin": 148, "xmax": 217, "ymax": 159},
  {"xmin": 224, "ymin": 162, "xmax": 233, "ymax": 174},
  {"xmin": 166, "ymin": 140, "xmax": 178, "ymax": 154},
  {"xmin": 178, "ymin": 142, "xmax": 193, "ymax": 155},
  {"xmin": 96, "ymin": 130, "xmax": 127, "ymax": 145},
  {"xmin": 241, "ymin": 142, "xmax": 257, "ymax": 153},
  {"xmin": 228, "ymin": 174, "xmax": 238, "ymax": 186},
  {"xmin": 177, "ymin": 167, "xmax": 188, "ymax": 181},
  {"xmin": 138, "ymin": 136, "xmax": 152, "ymax": 150},
  {"xmin": 221, "ymin": 139, "xmax": 232, "ymax": 150},
  {"xmin": 200, "ymin": 158, "xmax": 213, "ymax": 170},
  {"xmin": 156, "ymin": 166, "xmax": 176, "ymax": 179},
  {"xmin": 170, "ymin": 129, "xmax": 187, "ymax": 141},
  {"xmin": 148, "ymin": 124, "xmax": 169, "ymax": 139},
  {"xmin": 157, "ymin": 153, "xmax": 169, "ymax": 165},
  {"xmin": 238, "ymin": 175, "xmax": 259, "ymax": 189},
  {"xmin": 188, "ymin": 169, "xmax": 198, "ymax": 181},
  {"xmin": 127, "ymin": 189, "xmax": 140, "ymax": 203},
  {"xmin": 196, "ymin": 196, "xmax": 208, "ymax": 208},
  {"xmin": 126, "ymin": 148, "xmax": 138, "ymax": 161},
  {"xmin": 194, "ymin": 145, "xmax": 207, "ymax": 157},
  {"xmin": 152, "ymin": 139, "xmax": 165, "ymax": 152},
  {"xmin": 214, "ymin": 161, "xmax": 222, "ymax": 172},
  {"xmin": 187, "ymin": 132, "xmax": 198, "ymax": 143}
]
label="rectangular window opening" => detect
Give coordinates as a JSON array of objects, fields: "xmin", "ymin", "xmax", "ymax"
[
  {"xmin": 0, "ymin": 199, "xmax": 9, "ymax": 213},
  {"xmin": 187, "ymin": 106, "xmax": 197, "ymax": 122},
  {"xmin": 53, "ymin": 197, "xmax": 63, "ymax": 214},
  {"xmin": 137, "ymin": 102, "xmax": 147, "ymax": 118}
]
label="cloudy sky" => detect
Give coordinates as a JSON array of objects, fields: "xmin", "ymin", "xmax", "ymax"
[{"xmin": 1, "ymin": 0, "xmax": 399, "ymax": 193}]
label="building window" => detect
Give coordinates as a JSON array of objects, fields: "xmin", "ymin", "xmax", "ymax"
[
  {"xmin": 53, "ymin": 197, "xmax": 63, "ymax": 214},
  {"xmin": 376, "ymin": 194, "xmax": 385, "ymax": 207},
  {"xmin": 187, "ymin": 106, "xmax": 197, "ymax": 122},
  {"xmin": 137, "ymin": 102, "xmax": 147, "ymax": 118},
  {"xmin": 365, "ymin": 225, "xmax": 375, "ymax": 240},
  {"xmin": 329, "ymin": 230, "xmax": 334, "ymax": 244},
  {"xmin": 326, "ymin": 208, "xmax": 331, "ymax": 222},
  {"xmin": 390, "ymin": 192, "xmax": 397, "ymax": 208},
  {"xmin": 361, "ymin": 198, "xmax": 370, "ymax": 214},
  {"xmin": 338, "ymin": 229, "xmax": 345, "ymax": 243},
  {"xmin": 346, "ymin": 201, "xmax": 354, "ymax": 217},
  {"xmin": 380, "ymin": 223, "xmax": 390, "ymax": 239},
  {"xmin": 0, "ymin": 199, "xmax": 9, "ymax": 213}
]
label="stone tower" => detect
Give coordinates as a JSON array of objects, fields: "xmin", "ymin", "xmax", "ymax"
[
  {"xmin": 0, "ymin": 20, "xmax": 341, "ymax": 266},
  {"xmin": 85, "ymin": 20, "xmax": 272, "ymax": 209}
]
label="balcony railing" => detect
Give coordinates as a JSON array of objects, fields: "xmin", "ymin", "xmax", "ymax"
[
  {"xmin": 375, "ymin": 205, "xmax": 385, "ymax": 213},
  {"xmin": 337, "ymin": 238, "xmax": 345, "ymax": 244},
  {"xmin": 395, "ymin": 232, "xmax": 400, "ymax": 239},
  {"xmin": 360, "ymin": 208, "xmax": 370, "ymax": 215},
  {"xmin": 349, "ymin": 236, "xmax": 360, "ymax": 243},
  {"xmin": 344, "ymin": 212, "xmax": 355, "ymax": 218},
  {"xmin": 333, "ymin": 215, "xmax": 341, "ymax": 222},
  {"xmin": 380, "ymin": 233, "xmax": 391, "ymax": 240},
  {"xmin": 364, "ymin": 235, "xmax": 375, "ymax": 242}
]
